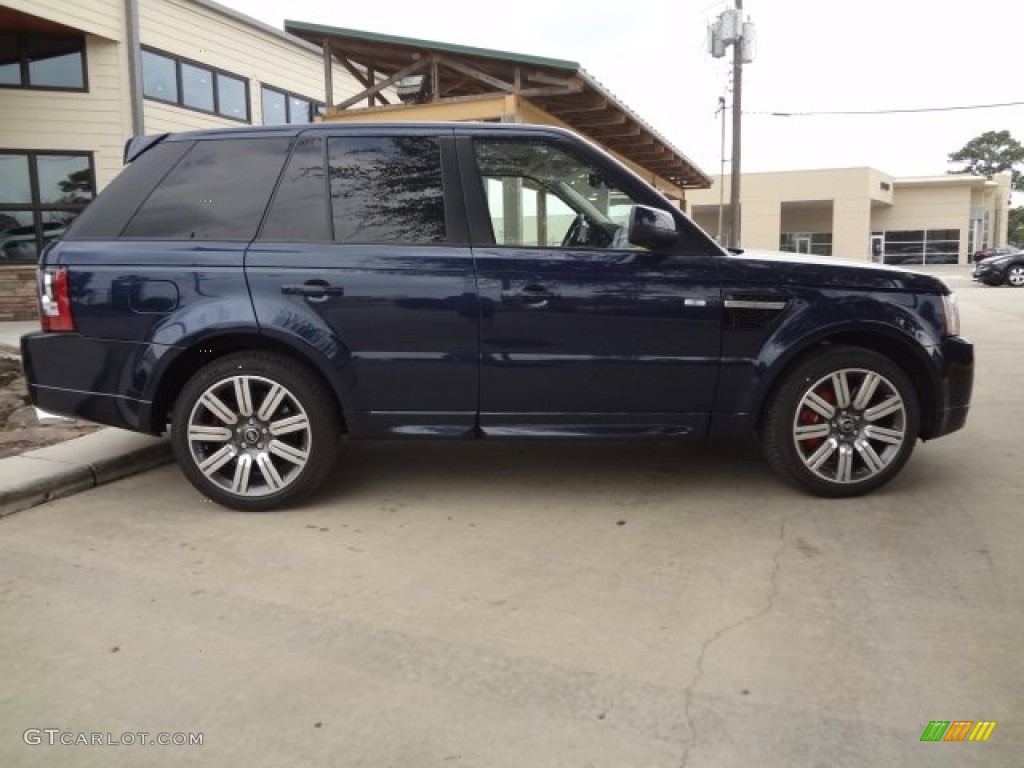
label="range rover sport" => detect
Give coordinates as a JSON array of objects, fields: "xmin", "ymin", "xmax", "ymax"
[{"xmin": 21, "ymin": 123, "xmax": 974, "ymax": 510}]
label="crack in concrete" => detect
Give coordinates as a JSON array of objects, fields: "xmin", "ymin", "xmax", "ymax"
[{"xmin": 678, "ymin": 513, "xmax": 795, "ymax": 768}]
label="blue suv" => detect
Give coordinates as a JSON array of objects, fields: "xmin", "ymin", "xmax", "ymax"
[{"xmin": 22, "ymin": 123, "xmax": 974, "ymax": 510}]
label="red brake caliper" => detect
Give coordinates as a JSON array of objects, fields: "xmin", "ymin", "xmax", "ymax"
[{"xmin": 799, "ymin": 385, "xmax": 835, "ymax": 453}]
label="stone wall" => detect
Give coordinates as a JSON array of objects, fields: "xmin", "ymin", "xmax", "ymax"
[{"xmin": 0, "ymin": 266, "xmax": 38, "ymax": 321}]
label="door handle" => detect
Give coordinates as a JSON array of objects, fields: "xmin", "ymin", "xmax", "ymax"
[
  {"xmin": 282, "ymin": 281, "xmax": 344, "ymax": 304},
  {"xmin": 501, "ymin": 284, "xmax": 559, "ymax": 306}
]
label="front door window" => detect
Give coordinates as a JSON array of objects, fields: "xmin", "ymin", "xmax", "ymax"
[{"xmin": 473, "ymin": 140, "xmax": 640, "ymax": 251}]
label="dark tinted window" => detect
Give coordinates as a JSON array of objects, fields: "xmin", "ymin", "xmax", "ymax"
[
  {"xmin": 123, "ymin": 138, "xmax": 289, "ymax": 241},
  {"xmin": 261, "ymin": 136, "xmax": 329, "ymax": 241},
  {"xmin": 69, "ymin": 141, "xmax": 193, "ymax": 240},
  {"xmin": 328, "ymin": 136, "xmax": 446, "ymax": 244}
]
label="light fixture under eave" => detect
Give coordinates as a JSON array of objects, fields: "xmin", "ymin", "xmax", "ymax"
[{"xmin": 395, "ymin": 75, "xmax": 426, "ymax": 102}]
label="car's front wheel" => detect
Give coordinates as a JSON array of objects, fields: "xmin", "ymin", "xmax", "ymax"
[
  {"xmin": 761, "ymin": 347, "xmax": 920, "ymax": 497},
  {"xmin": 172, "ymin": 352, "xmax": 340, "ymax": 511},
  {"xmin": 1006, "ymin": 265, "xmax": 1024, "ymax": 287}
]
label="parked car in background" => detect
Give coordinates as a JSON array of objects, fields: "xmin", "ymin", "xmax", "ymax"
[
  {"xmin": 20, "ymin": 122, "xmax": 974, "ymax": 510},
  {"xmin": 973, "ymin": 249, "xmax": 1024, "ymax": 286},
  {"xmin": 972, "ymin": 244, "xmax": 1020, "ymax": 263}
]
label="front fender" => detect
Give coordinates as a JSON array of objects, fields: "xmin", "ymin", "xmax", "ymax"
[{"xmin": 711, "ymin": 288, "xmax": 947, "ymax": 436}]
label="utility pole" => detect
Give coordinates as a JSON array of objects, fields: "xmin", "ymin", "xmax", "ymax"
[
  {"xmin": 729, "ymin": 0, "xmax": 743, "ymax": 249},
  {"xmin": 708, "ymin": 4, "xmax": 755, "ymax": 249}
]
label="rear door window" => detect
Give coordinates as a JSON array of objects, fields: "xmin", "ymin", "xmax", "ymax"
[
  {"xmin": 260, "ymin": 135, "xmax": 329, "ymax": 241},
  {"xmin": 122, "ymin": 137, "xmax": 290, "ymax": 240},
  {"xmin": 327, "ymin": 136, "xmax": 446, "ymax": 244}
]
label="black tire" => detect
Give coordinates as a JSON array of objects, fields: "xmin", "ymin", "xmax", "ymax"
[
  {"xmin": 760, "ymin": 346, "xmax": 920, "ymax": 498},
  {"xmin": 1006, "ymin": 265, "xmax": 1024, "ymax": 287},
  {"xmin": 171, "ymin": 351, "xmax": 340, "ymax": 511}
]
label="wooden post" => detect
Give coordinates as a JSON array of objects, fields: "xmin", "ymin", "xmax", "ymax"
[{"xmin": 322, "ymin": 40, "xmax": 334, "ymax": 110}]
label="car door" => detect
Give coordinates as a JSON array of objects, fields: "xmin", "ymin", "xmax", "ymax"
[
  {"xmin": 246, "ymin": 128, "xmax": 480, "ymax": 438},
  {"xmin": 457, "ymin": 132, "xmax": 722, "ymax": 438}
]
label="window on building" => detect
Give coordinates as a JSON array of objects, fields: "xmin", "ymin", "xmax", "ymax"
[
  {"xmin": 328, "ymin": 136, "xmax": 446, "ymax": 244},
  {"xmin": 882, "ymin": 229, "xmax": 960, "ymax": 265},
  {"xmin": 0, "ymin": 33, "xmax": 86, "ymax": 90},
  {"xmin": 0, "ymin": 151, "xmax": 94, "ymax": 262},
  {"xmin": 141, "ymin": 47, "xmax": 249, "ymax": 122},
  {"xmin": 780, "ymin": 232, "xmax": 832, "ymax": 256},
  {"xmin": 261, "ymin": 85, "xmax": 323, "ymax": 125}
]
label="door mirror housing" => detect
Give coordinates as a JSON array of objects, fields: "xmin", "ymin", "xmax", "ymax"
[{"xmin": 627, "ymin": 205, "xmax": 678, "ymax": 250}]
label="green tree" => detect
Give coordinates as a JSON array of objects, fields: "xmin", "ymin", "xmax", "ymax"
[
  {"xmin": 948, "ymin": 130, "xmax": 1024, "ymax": 191},
  {"xmin": 1008, "ymin": 206, "xmax": 1024, "ymax": 247}
]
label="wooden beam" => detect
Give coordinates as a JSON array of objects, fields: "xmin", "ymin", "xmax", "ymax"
[
  {"xmin": 573, "ymin": 114, "xmax": 627, "ymax": 129},
  {"xmin": 516, "ymin": 83, "xmax": 584, "ymax": 99},
  {"xmin": 336, "ymin": 54, "xmax": 389, "ymax": 106},
  {"xmin": 322, "ymin": 40, "xmax": 334, "ymax": 108},
  {"xmin": 526, "ymin": 71, "xmax": 576, "ymax": 87},
  {"xmin": 436, "ymin": 57, "xmax": 514, "ymax": 92},
  {"xmin": 542, "ymin": 96, "xmax": 607, "ymax": 114},
  {"xmin": 587, "ymin": 126, "xmax": 643, "ymax": 140},
  {"xmin": 334, "ymin": 58, "xmax": 428, "ymax": 110}
]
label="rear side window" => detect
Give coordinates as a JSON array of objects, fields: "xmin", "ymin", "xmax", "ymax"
[
  {"xmin": 122, "ymin": 137, "xmax": 290, "ymax": 240},
  {"xmin": 328, "ymin": 136, "xmax": 445, "ymax": 244},
  {"xmin": 67, "ymin": 141, "xmax": 192, "ymax": 239},
  {"xmin": 260, "ymin": 135, "xmax": 329, "ymax": 241}
]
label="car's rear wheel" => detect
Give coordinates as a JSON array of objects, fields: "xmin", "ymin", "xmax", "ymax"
[
  {"xmin": 172, "ymin": 352, "xmax": 340, "ymax": 511},
  {"xmin": 761, "ymin": 347, "xmax": 920, "ymax": 497},
  {"xmin": 1007, "ymin": 265, "xmax": 1024, "ymax": 287}
]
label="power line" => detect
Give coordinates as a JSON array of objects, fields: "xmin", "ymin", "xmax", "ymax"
[{"xmin": 748, "ymin": 100, "xmax": 1024, "ymax": 117}]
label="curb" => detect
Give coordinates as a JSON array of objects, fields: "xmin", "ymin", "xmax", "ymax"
[{"xmin": 0, "ymin": 429, "xmax": 172, "ymax": 518}]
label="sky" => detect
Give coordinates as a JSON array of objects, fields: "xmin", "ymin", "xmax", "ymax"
[{"xmin": 218, "ymin": 0, "xmax": 1024, "ymax": 181}]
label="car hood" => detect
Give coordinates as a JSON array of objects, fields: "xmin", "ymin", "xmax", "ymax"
[
  {"xmin": 977, "ymin": 253, "xmax": 1016, "ymax": 265},
  {"xmin": 721, "ymin": 250, "xmax": 950, "ymax": 293}
]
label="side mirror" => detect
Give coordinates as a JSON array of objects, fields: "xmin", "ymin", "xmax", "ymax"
[{"xmin": 627, "ymin": 205, "xmax": 678, "ymax": 250}]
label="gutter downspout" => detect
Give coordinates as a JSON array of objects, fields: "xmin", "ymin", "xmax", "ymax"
[{"xmin": 125, "ymin": 0, "xmax": 144, "ymax": 136}]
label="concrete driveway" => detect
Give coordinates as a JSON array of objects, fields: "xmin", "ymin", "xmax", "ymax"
[{"xmin": 1, "ymin": 271, "xmax": 1021, "ymax": 767}]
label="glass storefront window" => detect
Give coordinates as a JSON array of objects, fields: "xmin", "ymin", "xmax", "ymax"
[
  {"xmin": 141, "ymin": 47, "xmax": 248, "ymax": 121},
  {"xmin": 142, "ymin": 49, "xmax": 178, "ymax": 102},
  {"xmin": 0, "ymin": 34, "xmax": 86, "ymax": 90},
  {"xmin": 0, "ymin": 154, "xmax": 31, "ymax": 204},
  {"xmin": 217, "ymin": 75, "xmax": 247, "ymax": 120},
  {"xmin": 0, "ymin": 152, "xmax": 94, "ymax": 263}
]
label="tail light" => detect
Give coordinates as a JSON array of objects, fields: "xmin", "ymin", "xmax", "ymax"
[{"xmin": 39, "ymin": 267, "xmax": 75, "ymax": 332}]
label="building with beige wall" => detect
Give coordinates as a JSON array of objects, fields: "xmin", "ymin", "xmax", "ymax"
[
  {"xmin": 689, "ymin": 168, "xmax": 1011, "ymax": 265},
  {"xmin": 0, "ymin": 0, "xmax": 367, "ymax": 317}
]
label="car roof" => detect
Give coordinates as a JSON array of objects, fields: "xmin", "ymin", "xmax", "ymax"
[{"xmin": 124, "ymin": 122, "xmax": 578, "ymax": 162}]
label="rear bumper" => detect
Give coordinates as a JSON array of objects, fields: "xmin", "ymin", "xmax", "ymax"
[
  {"xmin": 923, "ymin": 335, "xmax": 973, "ymax": 439},
  {"xmin": 21, "ymin": 332, "xmax": 158, "ymax": 434}
]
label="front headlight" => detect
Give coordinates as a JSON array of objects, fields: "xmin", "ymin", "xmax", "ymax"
[{"xmin": 942, "ymin": 292, "xmax": 960, "ymax": 337}]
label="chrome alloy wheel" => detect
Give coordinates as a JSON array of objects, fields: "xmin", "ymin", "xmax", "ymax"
[
  {"xmin": 791, "ymin": 368, "xmax": 907, "ymax": 485},
  {"xmin": 1008, "ymin": 265, "xmax": 1024, "ymax": 287},
  {"xmin": 186, "ymin": 375, "xmax": 312, "ymax": 498}
]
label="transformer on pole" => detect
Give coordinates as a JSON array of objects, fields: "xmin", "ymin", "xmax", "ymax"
[{"xmin": 708, "ymin": 5, "xmax": 755, "ymax": 248}]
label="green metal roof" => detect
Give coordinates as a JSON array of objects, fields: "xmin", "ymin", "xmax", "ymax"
[{"xmin": 284, "ymin": 20, "xmax": 580, "ymax": 72}]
